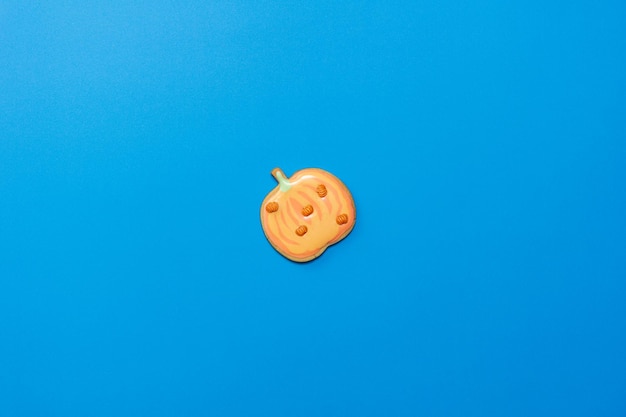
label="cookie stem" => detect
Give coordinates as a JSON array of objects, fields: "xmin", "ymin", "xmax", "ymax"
[{"xmin": 271, "ymin": 168, "xmax": 292, "ymax": 192}]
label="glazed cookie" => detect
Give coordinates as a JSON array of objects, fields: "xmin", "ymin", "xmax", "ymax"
[{"xmin": 260, "ymin": 167, "xmax": 356, "ymax": 262}]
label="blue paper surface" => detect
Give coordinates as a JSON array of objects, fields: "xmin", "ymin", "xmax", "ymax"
[{"xmin": 1, "ymin": 2, "xmax": 625, "ymax": 416}]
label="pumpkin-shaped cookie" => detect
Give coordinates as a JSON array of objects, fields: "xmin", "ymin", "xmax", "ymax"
[{"xmin": 260, "ymin": 167, "xmax": 356, "ymax": 262}]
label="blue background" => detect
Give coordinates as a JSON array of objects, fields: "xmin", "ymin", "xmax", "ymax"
[{"xmin": 1, "ymin": 1, "xmax": 625, "ymax": 416}]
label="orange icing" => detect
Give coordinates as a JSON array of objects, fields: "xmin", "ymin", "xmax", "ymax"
[{"xmin": 260, "ymin": 167, "xmax": 356, "ymax": 262}]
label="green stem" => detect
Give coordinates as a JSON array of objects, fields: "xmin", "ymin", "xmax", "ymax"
[{"xmin": 271, "ymin": 168, "xmax": 292, "ymax": 192}]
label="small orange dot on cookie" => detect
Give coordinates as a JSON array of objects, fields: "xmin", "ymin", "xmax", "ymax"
[
  {"xmin": 316, "ymin": 184, "xmax": 327, "ymax": 198},
  {"xmin": 336, "ymin": 214, "xmax": 349, "ymax": 225},
  {"xmin": 302, "ymin": 205, "xmax": 314, "ymax": 216},
  {"xmin": 295, "ymin": 225, "xmax": 308, "ymax": 236},
  {"xmin": 265, "ymin": 202, "xmax": 279, "ymax": 213}
]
